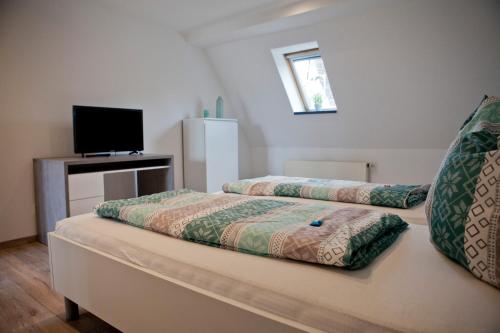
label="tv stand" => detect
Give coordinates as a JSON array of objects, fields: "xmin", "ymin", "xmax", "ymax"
[{"xmin": 34, "ymin": 154, "xmax": 174, "ymax": 244}]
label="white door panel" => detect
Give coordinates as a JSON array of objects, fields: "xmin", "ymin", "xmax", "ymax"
[{"xmin": 205, "ymin": 121, "xmax": 238, "ymax": 193}]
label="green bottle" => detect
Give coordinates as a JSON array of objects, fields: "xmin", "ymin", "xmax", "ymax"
[{"xmin": 216, "ymin": 96, "xmax": 224, "ymax": 118}]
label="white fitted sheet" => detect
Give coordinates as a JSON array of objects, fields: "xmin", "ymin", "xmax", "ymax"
[{"xmin": 55, "ymin": 213, "xmax": 500, "ymax": 333}]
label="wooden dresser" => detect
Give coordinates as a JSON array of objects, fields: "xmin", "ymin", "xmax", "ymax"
[{"xmin": 33, "ymin": 154, "xmax": 174, "ymax": 244}]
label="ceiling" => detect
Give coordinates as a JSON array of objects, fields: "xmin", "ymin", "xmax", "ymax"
[{"xmin": 104, "ymin": 0, "xmax": 298, "ymax": 32}]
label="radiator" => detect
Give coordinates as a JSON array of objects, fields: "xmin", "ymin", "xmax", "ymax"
[{"xmin": 284, "ymin": 160, "xmax": 371, "ymax": 182}]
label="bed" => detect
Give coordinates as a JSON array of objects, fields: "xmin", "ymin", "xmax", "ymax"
[{"xmin": 48, "ymin": 195, "xmax": 500, "ymax": 333}]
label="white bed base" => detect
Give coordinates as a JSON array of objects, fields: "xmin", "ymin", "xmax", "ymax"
[{"xmin": 48, "ymin": 232, "xmax": 320, "ymax": 333}]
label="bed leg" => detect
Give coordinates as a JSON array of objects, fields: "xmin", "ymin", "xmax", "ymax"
[{"xmin": 64, "ymin": 297, "xmax": 79, "ymax": 321}]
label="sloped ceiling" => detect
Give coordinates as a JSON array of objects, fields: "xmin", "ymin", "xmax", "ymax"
[
  {"xmin": 101, "ymin": 0, "xmax": 500, "ymax": 151},
  {"xmin": 205, "ymin": 0, "xmax": 500, "ymax": 149},
  {"xmin": 102, "ymin": 0, "xmax": 297, "ymax": 31}
]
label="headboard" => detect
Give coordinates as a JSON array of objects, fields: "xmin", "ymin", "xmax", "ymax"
[{"xmin": 284, "ymin": 160, "xmax": 371, "ymax": 182}]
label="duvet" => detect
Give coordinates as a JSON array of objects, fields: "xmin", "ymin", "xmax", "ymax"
[
  {"xmin": 95, "ymin": 190, "xmax": 407, "ymax": 269},
  {"xmin": 223, "ymin": 176, "xmax": 429, "ymax": 209}
]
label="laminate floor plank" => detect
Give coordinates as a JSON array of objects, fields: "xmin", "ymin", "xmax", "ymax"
[
  {"xmin": 2, "ymin": 260, "xmax": 64, "ymax": 315},
  {"xmin": 3, "ymin": 245, "xmax": 51, "ymax": 285},
  {"xmin": 0, "ymin": 278, "xmax": 52, "ymax": 333},
  {"xmin": 0, "ymin": 242, "xmax": 120, "ymax": 333}
]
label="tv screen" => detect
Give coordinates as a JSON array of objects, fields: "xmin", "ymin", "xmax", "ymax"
[{"xmin": 73, "ymin": 106, "xmax": 144, "ymax": 154}]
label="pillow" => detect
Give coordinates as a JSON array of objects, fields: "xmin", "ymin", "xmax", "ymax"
[
  {"xmin": 459, "ymin": 94, "xmax": 488, "ymax": 130},
  {"xmin": 426, "ymin": 96, "xmax": 500, "ymax": 288}
]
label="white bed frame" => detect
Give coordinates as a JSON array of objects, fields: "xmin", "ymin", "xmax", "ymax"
[
  {"xmin": 49, "ymin": 232, "xmax": 392, "ymax": 333},
  {"xmin": 48, "ymin": 232, "xmax": 321, "ymax": 333}
]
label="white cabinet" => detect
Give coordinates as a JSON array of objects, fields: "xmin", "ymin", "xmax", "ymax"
[{"xmin": 183, "ymin": 118, "xmax": 238, "ymax": 193}]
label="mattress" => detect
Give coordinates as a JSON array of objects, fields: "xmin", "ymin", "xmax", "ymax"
[
  {"xmin": 213, "ymin": 192, "xmax": 427, "ymax": 225},
  {"xmin": 55, "ymin": 214, "xmax": 500, "ymax": 333}
]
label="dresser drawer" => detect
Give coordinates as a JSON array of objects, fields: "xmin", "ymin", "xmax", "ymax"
[
  {"xmin": 68, "ymin": 172, "xmax": 104, "ymax": 200},
  {"xmin": 69, "ymin": 196, "xmax": 104, "ymax": 216}
]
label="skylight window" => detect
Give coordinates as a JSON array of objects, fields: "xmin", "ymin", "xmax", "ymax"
[
  {"xmin": 271, "ymin": 42, "xmax": 337, "ymax": 114},
  {"xmin": 287, "ymin": 49, "xmax": 336, "ymax": 112}
]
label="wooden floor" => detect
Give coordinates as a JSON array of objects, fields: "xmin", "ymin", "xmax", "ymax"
[{"xmin": 0, "ymin": 242, "xmax": 120, "ymax": 333}]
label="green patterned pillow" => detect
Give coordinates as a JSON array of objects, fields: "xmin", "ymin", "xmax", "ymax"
[
  {"xmin": 459, "ymin": 94, "xmax": 488, "ymax": 130},
  {"xmin": 426, "ymin": 96, "xmax": 500, "ymax": 288}
]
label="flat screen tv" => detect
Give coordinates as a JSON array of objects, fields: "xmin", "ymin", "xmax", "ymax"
[{"xmin": 73, "ymin": 105, "xmax": 143, "ymax": 155}]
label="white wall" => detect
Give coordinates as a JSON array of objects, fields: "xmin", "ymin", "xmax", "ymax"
[
  {"xmin": 0, "ymin": 0, "xmax": 234, "ymax": 243},
  {"xmin": 207, "ymin": 0, "xmax": 500, "ymax": 181},
  {"xmin": 252, "ymin": 147, "xmax": 446, "ymax": 184}
]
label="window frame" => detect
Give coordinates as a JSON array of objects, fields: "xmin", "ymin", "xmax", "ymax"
[
  {"xmin": 271, "ymin": 41, "xmax": 337, "ymax": 115},
  {"xmin": 285, "ymin": 48, "xmax": 337, "ymax": 114}
]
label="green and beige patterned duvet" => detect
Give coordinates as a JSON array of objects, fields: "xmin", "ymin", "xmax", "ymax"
[
  {"xmin": 223, "ymin": 176, "xmax": 429, "ymax": 209},
  {"xmin": 95, "ymin": 190, "xmax": 408, "ymax": 269}
]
